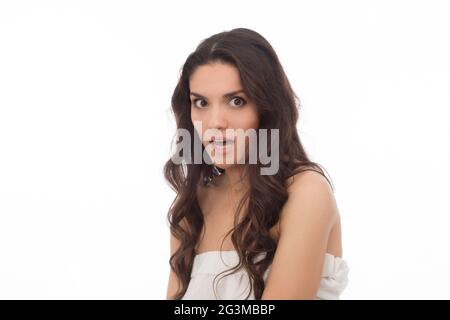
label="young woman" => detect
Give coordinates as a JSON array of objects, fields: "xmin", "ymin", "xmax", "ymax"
[{"xmin": 164, "ymin": 28, "xmax": 349, "ymax": 300}]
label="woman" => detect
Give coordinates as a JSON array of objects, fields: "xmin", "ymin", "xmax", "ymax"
[{"xmin": 164, "ymin": 28, "xmax": 349, "ymax": 300}]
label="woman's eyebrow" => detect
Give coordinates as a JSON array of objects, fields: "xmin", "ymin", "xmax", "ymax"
[{"xmin": 189, "ymin": 90, "xmax": 245, "ymax": 99}]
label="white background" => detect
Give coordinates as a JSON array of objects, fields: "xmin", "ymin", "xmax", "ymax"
[{"xmin": 0, "ymin": 0, "xmax": 449, "ymax": 299}]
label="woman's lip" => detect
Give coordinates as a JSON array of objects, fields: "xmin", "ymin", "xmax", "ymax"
[
  {"xmin": 212, "ymin": 140, "xmax": 234, "ymax": 155},
  {"xmin": 206, "ymin": 139, "xmax": 235, "ymax": 143}
]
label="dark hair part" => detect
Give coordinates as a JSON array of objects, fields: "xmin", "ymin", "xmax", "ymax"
[{"xmin": 164, "ymin": 28, "xmax": 334, "ymax": 300}]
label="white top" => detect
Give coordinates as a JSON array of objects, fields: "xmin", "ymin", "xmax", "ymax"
[{"xmin": 181, "ymin": 250, "xmax": 350, "ymax": 300}]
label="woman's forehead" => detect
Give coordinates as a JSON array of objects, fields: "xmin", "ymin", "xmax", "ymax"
[{"xmin": 190, "ymin": 63, "xmax": 242, "ymax": 95}]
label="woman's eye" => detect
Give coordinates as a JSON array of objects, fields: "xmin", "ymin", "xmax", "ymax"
[
  {"xmin": 230, "ymin": 96, "xmax": 246, "ymax": 108},
  {"xmin": 193, "ymin": 99, "xmax": 207, "ymax": 108},
  {"xmin": 192, "ymin": 97, "xmax": 247, "ymax": 108}
]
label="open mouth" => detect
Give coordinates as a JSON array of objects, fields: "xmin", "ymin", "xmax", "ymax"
[
  {"xmin": 207, "ymin": 137, "xmax": 235, "ymax": 155},
  {"xmin": 210, "ymin": 139, "xmax": 234, "ymax": 146}
]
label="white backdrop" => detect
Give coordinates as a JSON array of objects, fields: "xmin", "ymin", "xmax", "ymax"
[{"xmin": 0, "ymin": 0, "xmax": 449, "ymax": 299}]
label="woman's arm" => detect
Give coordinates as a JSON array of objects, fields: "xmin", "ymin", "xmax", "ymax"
[{"xmin": 261, "ymin": 170, "xmax": 339, "ymax": 299}]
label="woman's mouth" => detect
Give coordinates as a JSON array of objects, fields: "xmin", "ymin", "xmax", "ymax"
[{"xmin": 210, "ymin": 139, "xmax": 234, "ymax": 155}]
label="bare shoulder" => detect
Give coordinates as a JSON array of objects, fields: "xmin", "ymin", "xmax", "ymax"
[
  {"xmin": 285, "ymin": 168, "xmax": 333, "ymax": 195},
  {"xmin": 281, "ymin": 169, "xmax": 338, "ymax": 230}
]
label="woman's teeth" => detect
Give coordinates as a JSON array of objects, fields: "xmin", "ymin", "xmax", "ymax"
[
  {"xmin": 213, "ymin": 140, "xmax": 233, "ymax": 145},
  {"xmin": 211, "ymin": 140, "xmax": 234, "ymax": 155}
]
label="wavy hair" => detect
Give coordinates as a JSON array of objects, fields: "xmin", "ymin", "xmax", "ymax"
[{"xmin": 164, "ymin": 28, "xmax": 333, "ymax": 300}]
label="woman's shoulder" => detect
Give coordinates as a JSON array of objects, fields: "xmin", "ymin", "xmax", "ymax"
[
  {"xmin": 280, "ymin": 167, "xmax": 338, "ymax": 233},
  {"xmin": 285, "ymin": 165, "xmax": 333, "ymax": 192}
]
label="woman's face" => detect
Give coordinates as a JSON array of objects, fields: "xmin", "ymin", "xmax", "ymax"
[{"xmin": 189, "ymin": 62, "xmax": 259, "ymax": 169}]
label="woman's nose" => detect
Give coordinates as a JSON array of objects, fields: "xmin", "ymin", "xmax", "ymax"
[{"xmin": 207, "ymin": 104, "xmax": 228, "ymax": 130}]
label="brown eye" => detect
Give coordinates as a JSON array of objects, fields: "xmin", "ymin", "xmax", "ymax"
[
  {"xmin": 193, "ymin": 98, "xmax": 207, "ymax": 108},
  {"xmin": 230, "ymin": 96, "xmax": 246, "ymax": 108}
]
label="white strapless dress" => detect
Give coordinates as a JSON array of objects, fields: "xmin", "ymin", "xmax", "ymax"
[{"xmin": 181, "ymin": 250, "xmax": 350, "ymax": 300}]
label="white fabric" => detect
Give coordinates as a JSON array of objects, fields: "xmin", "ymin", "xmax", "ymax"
[{"xmin": 181, "ymin": 250, "xmax": 349, "ymax": 300}]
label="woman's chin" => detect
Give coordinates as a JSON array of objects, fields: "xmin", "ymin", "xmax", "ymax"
[{"xmin": 212, "ymin": 162, "xmax": 234, "ymax": 170}]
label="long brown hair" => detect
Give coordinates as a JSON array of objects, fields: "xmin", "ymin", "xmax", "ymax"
[{"xmin": 164, "ymin": 28, "xmax": 334, "ymax": 299}]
